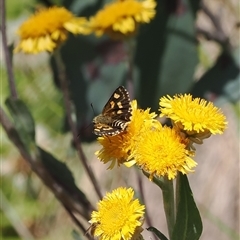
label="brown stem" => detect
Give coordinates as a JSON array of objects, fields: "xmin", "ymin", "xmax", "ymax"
[
  {"xmin": 0, "ymin": 0, "xmax": 18, "ymax": 99},
  {"xmin": 54, "ymin": 49, "xmax": 102, "ymax": 200},
  {"xmin": 196, "ymin": 27, "xmax": 224, "ymax": 44},
  {"xmin": 198, "ymin": 0, "xmax": 231, "ymax": 49},
  {"xmin": 200, "ymin": 1, "xmax": 225, "ymax": 35}
]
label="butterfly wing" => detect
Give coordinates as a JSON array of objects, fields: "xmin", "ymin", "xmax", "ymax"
[
  {"xmin": 93, "ymin": 122, "xmax": 121, "ymax": 136},
  {"xmin": 102, "ymin": 86, "xmax": 132, "ymax": 122}
]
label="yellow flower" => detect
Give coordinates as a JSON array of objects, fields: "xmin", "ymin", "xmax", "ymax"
[
  {"xmin": 159, "ymin": 94, "xmax": 228, "ymax": 136},
  {"xmin": 14, "ymin": 6, "xmax": 89, "ymax": 54},
  {"xmin": 131, "ymin": 123, "xmax": 197, "ymax": 180},
  {"xmin": 96, "ymin": 100, "xmax": 157, "ymax": 168},
  {"xmin": 88, "ymin": 0, "xmax": 156, "ymax": 39},
  {"xmin": 89, "ymin": 187, "xmax": 145, "ymax": 240}
]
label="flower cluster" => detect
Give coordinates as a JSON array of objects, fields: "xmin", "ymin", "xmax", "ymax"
[
  {"xmin": 95, "ymin": 94, "xmax": 227, "ymax": 180},
  {"xmin": 15, "ymin": 0, "xmax": 156, "ymax": 54},
  {"xmin": 91, "ymin": 95, "xmax": 227, "ymax": 239}
]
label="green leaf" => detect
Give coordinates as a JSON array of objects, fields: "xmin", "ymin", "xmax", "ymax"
[
  {"xmin": 68, "ymin": 0, "xmax": 97, "ymax": 14},
  {"xmin": 172, "ymin": 174, "xmax": 202, "ymax": 240},
  {"xmin": 5, "ymin": 98, "xmax": 35, "ymax": 140},
  {"xmin": 191, "ymin": 50, "xmax": 240, "ymax": 100},
  {"xmin": 5, "ymin": 98, "xmax": 36, "ymax": 152},
  {"xmin": 147, "ymin": 227, "xmax": 169, "ymax": 240},
  {"xmin": 38, "ymin": 147, "xmax": 92, "ymax": 218},
  {"xmin": 71, "ymin": 229, "xmax": 84, "ymax": 240},
  {"xmin": 135, "ymin": 0, "xmax": 200, "ymax": 111}
]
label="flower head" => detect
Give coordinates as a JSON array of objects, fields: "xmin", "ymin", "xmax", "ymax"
[
  {"xmin": 88, "ymin": 0, "xmax": 156, "ymax": 39},
  {"xmin": 159, "ymin": 94, "xmax": 228, "ymax": 137},
  {"xmin": 131, "ymin": 123, "xmax": 197, "ymax": 180},
  {"xmin": 89, "ymin": 187, "xmax": 145, "ymax": 240},
  {"xmin": 96, "ymin": 100, "xmax": 157, "ymax": 168},
  {"xmin": 15, "ymin": 6, "xmax": 89, "ymax": 54}
]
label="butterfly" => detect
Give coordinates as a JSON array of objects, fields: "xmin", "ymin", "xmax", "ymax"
[{"xmin": 93, "ymin": 86, "xmax": 132, "ymax": 136}]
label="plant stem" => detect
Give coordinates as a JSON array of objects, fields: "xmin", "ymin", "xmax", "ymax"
[
  {"xmin": 54, "ymin": 48, "xmax": 103, "ymax": 200},
  {"xmin": 63, "ymin": 204, "xmax": 94, "ymax": 240},
  {"xmin": 161, "ymin": 178, "xmax": 175, "ymax": 239},
  {"xmin": 136, "ymin": 170, "xmax": 158, "ymax": 240},
  {"xmin": 152, "ymin": 176, "xmax": 175, "ymax": 239},
  {"xmin": 0, "ymin": 0, "xmax": 18, "ymax": 99}
]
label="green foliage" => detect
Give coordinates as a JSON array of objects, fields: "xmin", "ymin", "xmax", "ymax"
[
  {"xmin": 39, "ymin": 147, "xmax": 91, "ymax": 217},
  {"xmin": 13, "ymin": 66, "xmax": 63, "ymax": 133},
  {"xmin": 1, "ymin": 212, "xmax": 20, "ymax": 240},
  {"xmin": 135, "ymin": 0, "xmax": 199, "ymax": 110},
  {"xmin": 6, "ymin": 98, "xmax": 36, "ymax": 144},
  {"xmin": 191, "ymin": 50, "xmax": 240, "ymax": 100},
  {"xmin": 172, "ymin": 174, "xmax": 202, "ymax": 240},
  {"xmin": 71, "ymin": 230, "xmax": 84, "ymax": 240},
  {"xmin": 1, "ymin": 175, "xmax": 50, "ymax": 240},
  {"xmin": 6, "ymin": 0, "xmax": 36, "ymax": 19}
]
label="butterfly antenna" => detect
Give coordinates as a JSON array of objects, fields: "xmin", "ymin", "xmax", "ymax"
[
  {"xmin": 86, "ymin": 123, "xmax": 93, "ymax": 130},
  {"xmin": 91, "ymin": 103, "xmax": 96, "ymax": 115}
]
